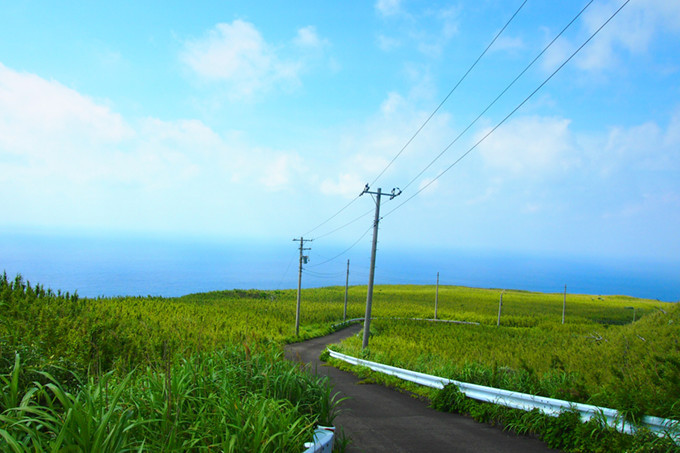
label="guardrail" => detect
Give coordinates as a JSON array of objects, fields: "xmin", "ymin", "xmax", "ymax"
[
  {"xmin": 328, "ymin": 349, "xmax": 679, "ymax": 442},
  {"xmin": 331, "ymin": 317, "xmax": 479, "ymax": 331},
  {"xmin": 302, "ymin": 426, "xmax": 335, "ymax": 453}
]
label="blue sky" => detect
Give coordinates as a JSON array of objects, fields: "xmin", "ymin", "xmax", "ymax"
[{"xmin": 1, "ymin": 0, "xmax": 679, "ymax": 266}]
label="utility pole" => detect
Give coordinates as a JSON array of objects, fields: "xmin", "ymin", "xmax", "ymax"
[
  {"xmin": 562, "ymin": 284, "xmax": 567, "ymax": 325},
  {"xmin": 497, "ymin": 290, "xmax": 505, "ymax": 327},
  {"xmin": 293, "ymin": 237, "xmax": 312, "ymax": 336},
  {"xmin": 360, "ymin": 184, "xmax": 401, "ymax": 350},
  {"xmin": 435, "ymin": 272, "xmax": 440, "ymax": 320},
  {"xmin": 343, "ymin": 259, "xmax": 350, "ymax": 322}
]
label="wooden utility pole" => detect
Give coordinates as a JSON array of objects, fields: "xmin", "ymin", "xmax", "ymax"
[
  {"xmin": 343, "ymin": 259, "xmax": 350, "ymax": 322},
  {"xmin": 562, "ymin": 284, "xmax": 567, "ymax": 325},
  {"xmin": 497, "ymin": 290, "xmax": 505, "ymax": 327},
  {"xmin": 293, "ymin": 237, "xmax": 312, "ymax": 336},
  {"xmin": 434, "ymin": 272, "xmax": 439, "ymax": 320},
  {"xmin": 361, "ymin": 185, "xmax": 401, "ymax": 350}
]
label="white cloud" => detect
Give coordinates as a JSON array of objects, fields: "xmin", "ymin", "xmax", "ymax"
[
  {"xmin": 375, "ymin": 0, "xmax": 401, "ymax": 17},
  {"xmin": 437, "ymin": 6, "xmax": 460, "ymax": 40},
  {"xmin": 375, "ymin": 3, "xmax": 459, "ymax": 57},
  {"xmin": 597, "ymin": 116, "xmax": 680, "ymax": 176},
  {"xmin": 478, "ymin": 116, "xmax": 575, "ymax": 175},
  {"xmin": 377, "ymin": 34, "xmax": 401, "ymax": 51},
  {"xmin": 180, "ymin": 20, "xmax": 310, "ymax": 99},
  {"xmin": 321, "ymin": 173, "xmax": 365, "ymax": 197},
  {"xmin": 0, "ymin": 63, "xmax": 133, "ymax": 158},
  {"xmin": 492, "ymin": 35, "xmax": 525, "ymax": 53},
  {"xmin": 575, "ymin": 0, "xmax": 680, "ymax": 71},
  {"xmin": 314, "ymin": 90, "xmax": 457, "ymax": 201},
  {"xmin": 664, "ymin": 110, "xmax": 680, "ymax": 147},
  {"xmin": 259, "ymin": 153, "xmax": 305, "ymax": 191},
  {"xmin": 294, "ymin": 26, "xmax": 327, "ymax": 49},
  {"xmin": 380, "ymin": 92, "xmax": 406, "ymax": 115},
  {"xmin": 540, "ymin": 34, "xmax": 573, "ymax": 74},
  {"xmin": 0, "ymin": 63, "xmax": 307, "ymax": 231},
  {"xmin": 417, "ymin": 177, "xmax": 439, "ymax": 195}
]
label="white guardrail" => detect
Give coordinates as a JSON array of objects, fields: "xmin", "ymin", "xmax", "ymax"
[
  {"xmin": 331, "ymin": 317, "xmax": 479, "ymax": 331},
  {"xmin": 328, "ymin": 349, "xmax": 679, "ymax": 443},
  {"xmin": 302, "ymin": 426, "xmax": 334, "ymax": 453}
]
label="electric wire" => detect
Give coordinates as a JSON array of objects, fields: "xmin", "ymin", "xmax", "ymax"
[
  {"xmin": 311, "ymin": 182, "xmax": 404, "ymax": 240},
  {"xmin": 297, "ymin": 1, "xmax": 623, "ymax": 272},
  {"xmin": 307, "ymin": 223, "xmax": 374, "ymax": 268},
  {"xmin": 302, "ymin": 268, "xmax": 347, "ymax": 279},
  {"xmin": 370, "ymin": 0, "xmax": 529, "ymax": 187},
  {"xmin": 383, "ymin": 0, "xmax": 631, "ymax": 220},
  {"xmin": 303, "ymin": 194, "xmax": 362, "ymax": 238},
  {"xmin": 402, "ymin": 0, "xmax": 595, "ymax": 192},
  {"xmin": 276, "ymin": 254, "xmax": 297, "ymax": 290},
  {"xmin": 302, "ymin": 0, "xmax": 527, "ymax": 243},
  {"xmin": 312, "ymin": 206, "xmax": 375, "ymax": 240}
]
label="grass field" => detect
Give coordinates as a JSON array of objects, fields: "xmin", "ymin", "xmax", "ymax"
[
  {"xmin": 2, "ymin": 273, "xmax": 678, "ymax": 451},
  {"xmin": 330, "ymin": 284, "xmax": 679, "ymax": 418}
]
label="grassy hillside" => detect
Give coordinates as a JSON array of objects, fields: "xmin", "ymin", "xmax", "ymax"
[{"xmin": 1, "ymin": 273, "xmax": 676, "ymax": 451}]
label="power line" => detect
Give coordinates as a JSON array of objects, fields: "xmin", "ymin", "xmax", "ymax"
[
  {"xmin": 310, "ymin": 186, "xmax": 404, "ymax": 241},
  {"xmin": 402, "ymin": 0, "xmax": 596, "ymax": 192},
  {"xmin": 311, "ymin": 206, "xmax": 375, "ymax": 240},
  {"xmin": 383, "ymin": 0, "xmax": 631, "ymax": 220},
  {"xmin": 300, "ymin": 0, "xmax": 528, "ymax": 244},
  {"xmin": 275, "ymin": 254, "xmax": 297, "ymax": 290},
  {"xmin": 303, "ymin": 194, "xmax": 362, "ymax": 237},
  {"xmin": 302, "ymin": 268, "xmax": 347, "ymax": 279},
  {"xmin": 307, "ymin": 223, "xmax": 374, "ymax": 267},
  {"xmin": 370, "ymin": 0, "xmax": 529, "ymax": 187}
]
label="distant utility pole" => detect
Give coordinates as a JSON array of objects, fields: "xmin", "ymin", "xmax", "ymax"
[
  {"xmin": 343, "ymin": 259, "xmax": 350, "ymax": 322},
  {"xmin": 434, "ymin": 272, "xmax": 440, "ymax": 320},
  {"xmin": 293, "ymin": 237, "xmax": 312, "ymax": 336},
  {"xmin": 562, "ymin": 284, "xmax": 567, "ymax": 325},
  {"xmin": 361, "ymin": 184, "xmax": 402, "ymax": 350},
  {"xmin": 497, "ymin": 290, "xmax": 505, "ymax": 327}
]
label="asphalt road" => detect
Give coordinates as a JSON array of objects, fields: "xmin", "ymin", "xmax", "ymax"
[{"xmin": 285, "ymin": 324, "xmax": 558, "ymax": 453}]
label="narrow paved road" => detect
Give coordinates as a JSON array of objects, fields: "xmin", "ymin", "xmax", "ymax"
[{"xmin": 285, "ymin": 324, "xmax": 558, "ymax": 453}]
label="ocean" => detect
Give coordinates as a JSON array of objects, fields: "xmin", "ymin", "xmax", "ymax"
[{"xmin": 1, "ymin": 231, "xmax": 678, "ymax": 302}]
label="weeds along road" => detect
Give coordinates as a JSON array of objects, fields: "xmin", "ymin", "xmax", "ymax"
[{"xmin": 285, "ymin": 324, "xmax": 558, "ymax": 453}]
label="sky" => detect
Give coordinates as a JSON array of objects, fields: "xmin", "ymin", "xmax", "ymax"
[{"xmin": 1, "ymin": 0, "xmax": 679, "ymax": 269}]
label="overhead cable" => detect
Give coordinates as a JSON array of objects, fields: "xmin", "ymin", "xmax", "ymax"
[
  {"xmin": 370, "ymin": 0, "xmax": 529, "ymax": 187},
  {"xmin": 402, "ymin": 0, "xmax": 596, "ymax": 192},
  {"xmin": 307, "ymin": 223, "xmax": 374, "ymax": 267},
  {"xmin": 384, "ymin": 0, "xmax": 631, "ymax": 219},
  {"xmin": 312, "ymin": 206, "xmax": 375, "ymax": 240},
  {"xmin": 303, "ymin": 194, "xmax": 362, "ymax": 237}
]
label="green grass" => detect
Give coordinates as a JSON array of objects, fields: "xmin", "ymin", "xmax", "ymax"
[
  {"xmin": 0, "ymin": 346, "xmax": 342, "ymax": 452},
  {"xmin": 2, "ymin": 272, "xmax": 678, "ymax": 451}
]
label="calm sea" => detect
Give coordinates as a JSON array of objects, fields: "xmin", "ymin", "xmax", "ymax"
[{"xmin": 1, "ymin": 231, "xmax": 678, "ymax": 302}]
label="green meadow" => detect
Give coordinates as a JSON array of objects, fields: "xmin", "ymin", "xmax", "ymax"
[{"xmin": 1, "ymin": 273, "xmax": 678, "ymax": 451}]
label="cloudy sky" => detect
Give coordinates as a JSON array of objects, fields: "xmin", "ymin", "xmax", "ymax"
[{"xmin": 1, "ymin": 0, "xmax": 679, "ymax": 266}]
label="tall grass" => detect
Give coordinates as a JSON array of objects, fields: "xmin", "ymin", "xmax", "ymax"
[
  {"xmin": 0, "ymin": 347, "xmax": 341, "ymax": 452},
  {"xmin": 2, "ymin": 272, "xmax": 675, "ymax": 451},
  {"xmin": 333, "ymin": 304, "xmax": 680, "ymax": 419}
]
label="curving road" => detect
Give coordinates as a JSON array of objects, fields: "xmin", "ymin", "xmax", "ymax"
[{"xmin": 285, "ymin": 324, "xmax": 558, "ymax": 453}]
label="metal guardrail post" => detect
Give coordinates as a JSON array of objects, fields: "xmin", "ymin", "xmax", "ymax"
[{"xmin": 302, "ymin": 426, "xmax": 335, "ymax": 453}]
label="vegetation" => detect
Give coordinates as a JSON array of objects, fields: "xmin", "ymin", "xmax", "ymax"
[
  {"xmin": 333, "ymin": 310, "xmax": 680, "ymax": 419},
  {"xmin": 0, "ymin": 273, "xmax": 344, "ymax": 451},
  {"xmin": 2, "ymin": 272, "xmax": 678, "ymax": 451},
  {"xmin": 327, "ymin": 285, "xmax": 680, "ymax": 451},
  {"xmin": 431, "ymin": 385, "xmax": 679, "ymax": 453},
  {"xmin": 1, "ymin": 346, "xmax": 341, "ymax": 451}
]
